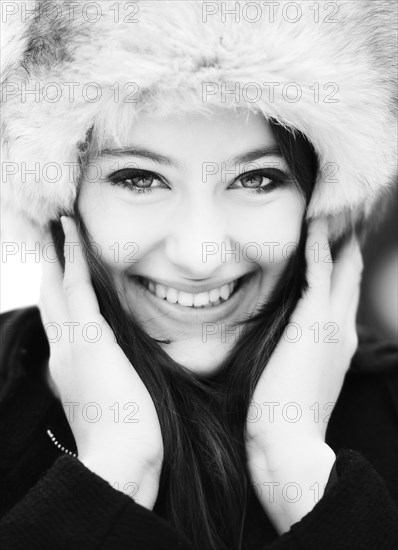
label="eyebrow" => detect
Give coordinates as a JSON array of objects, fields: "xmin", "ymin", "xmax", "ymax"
[{"xmin": 97, "ymin": 145, "xmax": 284, "ymax": 168}]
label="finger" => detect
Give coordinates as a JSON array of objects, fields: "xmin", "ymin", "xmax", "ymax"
[
  {"xmin": 61, "ymin": 216, "xmax": 102, "ymax": 322},
  {"xmin": 330, "ymin": 235, "xmax": 363, "ymax": 317},
  {"xmin": 304, "ymin": 217, "xmax": 333, "ymax": 299},
  {"xmin": 40, "ymin": 234, "xmax": 69, "ymax": 322}
]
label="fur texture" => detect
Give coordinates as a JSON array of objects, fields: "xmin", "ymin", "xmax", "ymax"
[{"xmin": 1, "ymin": 0, "xmax": 397, "ymax": 241}]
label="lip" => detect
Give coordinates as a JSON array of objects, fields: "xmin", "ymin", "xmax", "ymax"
[
  {"xmin": 133, "ymin": 275, "xmax": 245, "ymax": 295},
  {"xmin": 129, "ymin": 271, "xmax": 259, "ymax": 324}
]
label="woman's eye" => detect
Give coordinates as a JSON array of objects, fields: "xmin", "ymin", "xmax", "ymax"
[
  {"xmin": 107, "ymin": 169, "xmax": 168, "ymax": 195},
  {"xmin": 232, "ymin": 170, "xmax": 286, "ymax": 194}
]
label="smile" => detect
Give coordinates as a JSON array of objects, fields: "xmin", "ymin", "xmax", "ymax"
[
  {"xmin": 135, "ymin": 276, "xmax": 243, "ymax": 308},
  {"xmin": 127, "ymin": 271, "xmax": 259, "ymax": 324}
]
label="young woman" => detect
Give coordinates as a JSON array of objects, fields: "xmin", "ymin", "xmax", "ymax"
[{"xmin": 1, "ymin": 2, "xmax": 397, "ymax": 549}]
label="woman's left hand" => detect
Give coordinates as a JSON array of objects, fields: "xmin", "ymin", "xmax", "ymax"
[{"xmin": 245, "ymin": 217, "xmax": 363, "ymax": 534}]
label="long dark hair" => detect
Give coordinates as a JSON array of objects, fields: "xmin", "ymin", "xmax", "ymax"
[{"xmin": 50, "ymin": 118, "xmax": 327, "ymax": 549}]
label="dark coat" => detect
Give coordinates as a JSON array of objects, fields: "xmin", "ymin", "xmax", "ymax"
[{"xmin": 1, "ymin": 306, "xmax": 398, "ymax": 549}]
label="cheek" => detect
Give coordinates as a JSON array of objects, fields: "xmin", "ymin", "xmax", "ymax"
[
  {"xmin": 227, "ymin": 190, "xmax": 305, "ymax": 267},
  {"xmin": 77, "ymin": 183, "xmax": 168, "ymax": 274}
]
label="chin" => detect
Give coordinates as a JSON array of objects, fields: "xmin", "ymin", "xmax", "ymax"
[{"xmin": 159, "ymin": 342, "xmax": 228, "ymax": 378}]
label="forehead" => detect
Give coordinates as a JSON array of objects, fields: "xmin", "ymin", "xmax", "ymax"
[{"xmin": 89, "ymin": 105, "xmax": 279, "ymax": 168}]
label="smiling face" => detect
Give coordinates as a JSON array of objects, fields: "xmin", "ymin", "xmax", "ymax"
[{"xmin": 77, "ymin": 107, "xmax": 306, "ymax": 375}]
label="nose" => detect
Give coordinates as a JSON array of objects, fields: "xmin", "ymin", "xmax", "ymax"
[{"xmin": 164, "ymin": 199, "xmax": 235, "ymax": 278}]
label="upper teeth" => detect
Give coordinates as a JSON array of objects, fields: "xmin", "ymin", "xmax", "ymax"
[{"xmin": 141, "ymin": 278, "xmax": 239, "ymax": 308}]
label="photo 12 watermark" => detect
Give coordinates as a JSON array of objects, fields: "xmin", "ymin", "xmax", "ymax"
[
  {"xmin": 1, "ymin": 1, "xmax": 140, "ymax": 24},
  {"xmin": 202, "ymin": 1, "xmax": 340, "ymax": 24},
  {"xmin": 202, "ymin": 81, "xmax": 340, "ymax": 105},
  {"xmin": 1, "ymin": 240, "xmax": 140, "ymax": 265},
  {"xmin": 1, "ymin": 81, "xmax": 142, "ymax": 104}
]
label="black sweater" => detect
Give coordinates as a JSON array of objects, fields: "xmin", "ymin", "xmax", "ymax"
[{"xmin": 0, "ymin": 306, "xmax": 397, "ymax": 549}]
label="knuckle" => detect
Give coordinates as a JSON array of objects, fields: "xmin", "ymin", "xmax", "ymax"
[
  {"xmin": 307, "ymin": 277, "xmax": 330, "ymax": 297},
  {"xmin": 62, "ymin": 275, "xmax": 75, "ymax": 297},
  {"xmin": 63, "ymin": 277, "xmax": 86, "ymax": 299}
]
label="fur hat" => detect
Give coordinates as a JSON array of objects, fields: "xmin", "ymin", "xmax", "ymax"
[{"xmin": 1, "ymin": 0, "xmax": 397, "ymax": 241}]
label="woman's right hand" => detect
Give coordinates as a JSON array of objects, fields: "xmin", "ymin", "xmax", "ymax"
[{"xmin": 39, "ymin": 216, "xmax": 164, "ymax": 508}]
